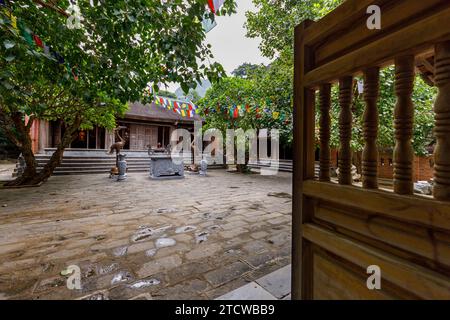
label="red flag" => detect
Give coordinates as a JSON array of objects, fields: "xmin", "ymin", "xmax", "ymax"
[
  {"xmin": 207, "ymin": 0, "xmax": 215, "ymax": 13},
  {"xmin": 233, "ymin": 106, "xmax": 239, "ymax": 119},
  {"xmin": 33, "ymin": 34, "xmax": 43, "ymax": 48},
  {"xmin": 207, "ymin": 0, "xmax": 225, "ymax": 14}
]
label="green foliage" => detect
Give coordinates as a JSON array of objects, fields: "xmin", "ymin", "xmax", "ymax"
[
  {"xmin": 198, "ymin": 57, "xmax": 294, "ymax": 146},
  {"xmin": 158, "ymin": 90, "xmax": 178, "ymax": 99},
  {"xmin": 325, "ymin": 67, "xmax": 437, "ymax": 155},
  {"xmin": 0, "ymin": 0, "xmax": 237, "ymax": 134},
  {"xmin": 198, "ymin": 77, "xmax": 259, "ymax": 134},
  {"xmin": 245, "ymin": 0, "xmax": 342, "ymax": 59},
  {"xmin": 231, "ymin": 62, "xmax": 266, "ymax": 78},
  {"xmin": 246, "ymin": 0, "xmax": 436, "ymax": 156}
]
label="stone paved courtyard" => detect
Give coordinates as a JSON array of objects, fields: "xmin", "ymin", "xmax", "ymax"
[{"xmin": 0, "ymin": 170, "xmax": 292, "ymax": 300}]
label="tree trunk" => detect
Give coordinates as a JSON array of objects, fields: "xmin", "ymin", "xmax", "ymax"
[
  {"xmin": 0, "ymin": 110, "xmax": 81, "ymax": 186},
  {"xmin": 29, "ymin": 117, "xmax": 81, "ymax": 185},
  {"xmin": 1, "ymin": 112, "xmax": 38, "ymax": 186}
]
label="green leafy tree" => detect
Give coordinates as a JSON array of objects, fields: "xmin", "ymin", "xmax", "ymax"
[
  {"xmin": 245, "ymin": 0, "xmax": 436, "ymax": 163},
  {"xmin": 197, "ymin": 77, "xmax": 261, "ymax": 172},
  {"xmin": 0, "ymin": 0, "xmax": 237, "ymax": 185}
]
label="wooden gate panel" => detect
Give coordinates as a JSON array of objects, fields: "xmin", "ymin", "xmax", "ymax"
[{"xmin": 293, "ymin": 0, "xmax": 450, "ymax": 300}]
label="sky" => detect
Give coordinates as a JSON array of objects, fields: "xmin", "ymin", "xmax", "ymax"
[{"xmin": 166, "ymin": 0, "xmax": 270, "ymax": 92}]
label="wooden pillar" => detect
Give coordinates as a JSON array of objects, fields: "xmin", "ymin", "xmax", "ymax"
[
  {"xmin": 319, "ymin": 83, "xmax": 331, "ymax": 182},
  {"xmin": 362, "ymin": 67, "xmax": 380, "ymax": 189},
  {"xmin": 394, "ymin": 56, "xmax": 415, "ymax": 195},
  {"xmin": 292, "ymin": 20, "xmax": 315, "ymax": 301},
  {"xmin": 338, "ymin": 76, "xmax": 353, "ymax": 185},
  {"xmin": 433, "ymin": 41, "xmax": 450, "ymax": 201}
]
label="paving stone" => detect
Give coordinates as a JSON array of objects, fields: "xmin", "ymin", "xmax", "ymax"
[
  {"xmin": 267, "ymin": 232, "xmax": 291, "ymax": 247},
  {"xmin": 255, "ymin": 264, "xmax": 291, "ymax": 299},
  {"xmin": 185, "ymin": 243, "xmax": 221, "ymax": 261},
  {"xmin": 153, "ymin": 279, "xmax": 209, "ymax": 300},
  {"xmin": 136, "ymin": 255, "xmax": 182, "ymax": 278},
  {"xmin": 167, "ymin": 261, "xmax": 214, "ymax": 284},
  {"xmin": 216, "ymin": 282, "xmax": 276, "ymax": 300},
  {"xmin": 127, "ymin": 241, "xmax": 155, "ymax": 254},
  {"xmin": 242, "ymin": 240, "xmax": 269, "ymax": 254},
  {"xmin": 220, "ymin": 228, "xmax": 248, "ymax": 239},
  {"xmin": 250, "ymin": 231, "xmax": 269, "ymax": 240},
  {"xmin": 0, "ymin": 170, "xmax": 292, "ymax": 299},
  {"xmin": 204, "ymin": 262, "xmax": 252, "ymax": 287}
]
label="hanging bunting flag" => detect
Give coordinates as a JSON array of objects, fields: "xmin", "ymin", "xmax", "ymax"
[
  {"xmin": 33, "ymin": 34, "xmax": 44, "ymax": 48},
  {"xmin": 233, "ymin": 106, "xmax": 239, "ymax": 119},
  {"xmin": 207, "ymin": 0, "xmax": 225, "ymax": 14},
  {"xmin": 273, "ymin": 111, "xmax": 280, "ymax": 120},
  {"xmin": 10, "ymin": 14, "xmax": 17, "ymax": 30},
  {"xmin": 202, "ymin": 16, "xmax": 217, "ymax": 33},
  {"xmin": 357, "ymin": 80, "xmax": 364, "ymax": 94},
  {"xmin": 19, "ymin": 22, "xmax": 34, "ymax": 46}
]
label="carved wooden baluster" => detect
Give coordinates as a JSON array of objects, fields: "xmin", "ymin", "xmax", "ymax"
[
  {"xmin": 394, "ymin": 56, "xmax": 415, "ymax": 195},
  {"xmin": 433, "ymin": 42, "xmax": 450, "ymax": 201},
  {"xmin": 362, "ymin": 67, "xmax": 380, "ymax": 189},
  {"xmin": 319, "ymin": 83, "xmax": 331, "ymax": 182},
  {"xmin": 338, "ymin": 76, "xmax": 353, "ymax": 185}
]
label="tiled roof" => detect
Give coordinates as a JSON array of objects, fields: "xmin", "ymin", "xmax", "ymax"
[{"xmin": 123, "ymin": 101, "xmax": 203, "ymax": 123}]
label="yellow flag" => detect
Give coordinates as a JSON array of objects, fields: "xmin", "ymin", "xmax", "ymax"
[
  {"xmin": 273, "ymin": 111, "xmax": 280, "ymax": 120},
  {"xmin": 11, "ymin": 14, "xmax": 17, "ymax": 30}
]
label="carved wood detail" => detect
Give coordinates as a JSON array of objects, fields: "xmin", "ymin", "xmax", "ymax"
[
  {"xmin": 319, "ymin": 83, "xmax": 331, "ymax": 182},
  {"xmin": 433, "ymin": 41, "xmax": 450, "ymax": 201},
  {"xmin": 338, "ymin": 76, "xmax": 353, "ymax": 185},
  {"xmin": 362, "ymin": 67, "xmax": 380, "ymax": 189},
  {"xmin": 394, "ymin": 56, "xmax": 415, "ymax": 195}
]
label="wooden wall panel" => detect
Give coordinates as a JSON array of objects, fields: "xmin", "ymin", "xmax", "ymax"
[
  {"xmin": 313, "ymin": 253, "xmax": 397, "ymax": 299},
  {"xmin": 303, "ymin": 224, "xmax": 450, "ymax": 299}
]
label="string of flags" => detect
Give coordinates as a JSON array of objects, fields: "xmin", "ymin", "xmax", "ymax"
[
  {"xmin": 150, "ymin": 94, "xmax": 291, "ymax": 123},
  {"xmin": 0, "ymin": 1, "xmax": 79, "ymax": 81},
  {"xmin": 202, "ymin": 104, "xmax": 291, "ymax": 123},
  {"xmin": 153, "ymin": 96, "xmax": 199, "ymax": 118},
  {"xmin": 207, "ymin": 0, "xmax": 225, "ymax": 14}
]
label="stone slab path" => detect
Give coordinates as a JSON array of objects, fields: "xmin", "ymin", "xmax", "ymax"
[
  {"xmin": 217, "ymin": 264, "xmax": 291, "ymax": 300},
  {"xmin": 0, "ymin": 170, "xmax": 292, "ymax": 300}
]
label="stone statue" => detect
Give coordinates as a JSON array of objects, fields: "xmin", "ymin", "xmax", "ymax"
[
  {"xmin": 108, "ymin": 126, "xmax": 128, "ymax": 178},
  {"xmin": 199, "ymin": 158, "xmax": 208, "ymax": 176},
  {"xmin": 108, "ymin": 126, "xmax": 128, "ymax": 155}
]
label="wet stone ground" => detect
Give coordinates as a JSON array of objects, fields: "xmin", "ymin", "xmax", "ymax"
[{"xmin": 0, "ymin": 170, "xmax": 292, "ymax": 300}]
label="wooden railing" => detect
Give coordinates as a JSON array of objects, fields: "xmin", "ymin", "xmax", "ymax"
[{"xmin": 293, "ymin": 0, "xmax": 450, "ymax": 300}]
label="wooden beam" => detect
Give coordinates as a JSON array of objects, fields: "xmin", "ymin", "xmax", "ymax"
[
  {"xmin": 393, "ymin": 56, "xmax": 415, "ymax": 195},
  {"xmin": 303, "ymin": 180, "xmax": 450, "ymax": 231},
  {"xmin": 303, "ymin": 224, "xmax": 450, "ymax": 299},
  {"xmin": 292, "ymin": 19, "xmax": 315, "ymax": 300},
  {"xmin": 303, "ymin": 7, "xmax": 450, "ymax": 87}
]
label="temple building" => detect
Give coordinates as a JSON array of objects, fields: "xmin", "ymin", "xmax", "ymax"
[
  {"xmin": 30, "ymin": 101, "xmax": 202, "ymax": 155},
  {"xmin": 27, "ymin": 101, "xmax": 202, "ymax": 174}
]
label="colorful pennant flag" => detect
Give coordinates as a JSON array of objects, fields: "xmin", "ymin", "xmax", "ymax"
[
  {"xmin": 207, "ymin": 0, "xmax": 225, "ymax": 14},
  {"xmin": 2, "ymin": 6, "xmax": 78, "ymax": 81}
]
